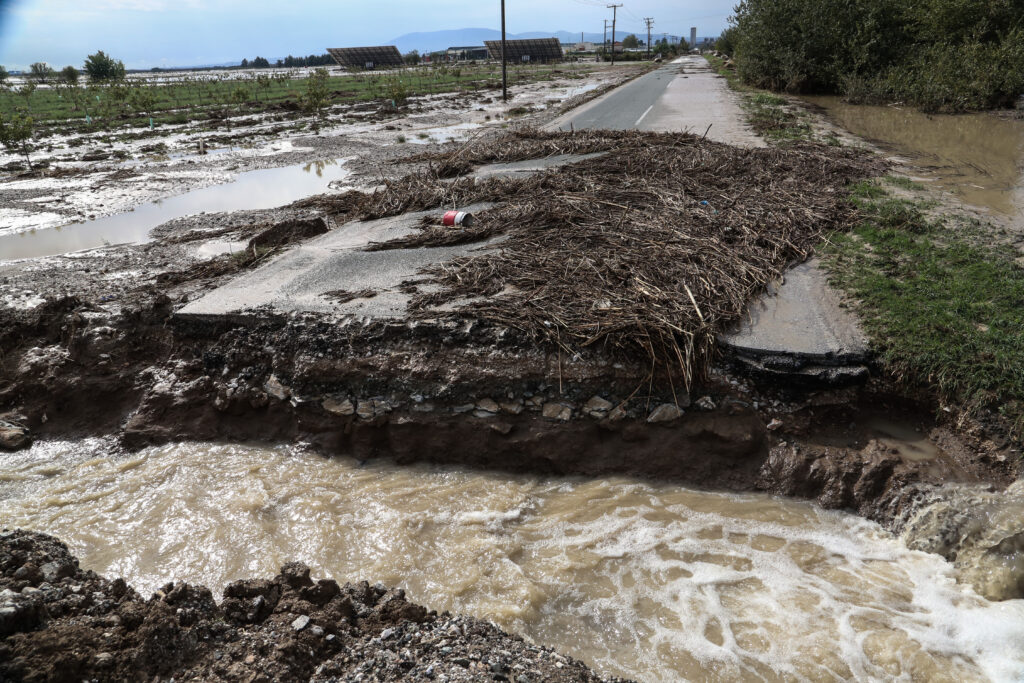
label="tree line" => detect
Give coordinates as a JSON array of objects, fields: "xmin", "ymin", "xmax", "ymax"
[
  {"xmin": 240, "ymin": 54, "xmax": 334, "ymax": 69},
  {"xmin": 717, "ymin": 0, "xmax": 1024, "ymax": 112}
]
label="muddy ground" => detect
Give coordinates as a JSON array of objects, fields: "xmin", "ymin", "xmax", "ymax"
[
  {"xmin": 0, "ymin": 58, "xmax": 1022, "ymax": 660},
  {"xmin": 0, "ymin": 529, "xmax": 627, "ymax": 682}
]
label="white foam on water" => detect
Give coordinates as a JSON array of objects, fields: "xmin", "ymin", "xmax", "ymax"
[{"xmin": 0, "ymin": 441, "xmax": 1021, "ymax": 682}]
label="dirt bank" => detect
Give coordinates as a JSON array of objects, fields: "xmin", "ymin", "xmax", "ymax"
[
  {"xmin": 1, "ymin": 127, "xmax": 1020, "ymax": 610},
  {"xmin": 0, "ymin": 530, "xmax": 627, "ymax": 682}
]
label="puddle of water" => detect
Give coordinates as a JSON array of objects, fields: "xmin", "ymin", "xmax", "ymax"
[
  {"xmin": 804, "ymin": 96, "xmax": 1024, "ymax": 218},
  {"xmin": 194, "ymin": 239, "xmax": 249, "ymax": 260},
  {"xmin": 1, "ymin": 440, "xmax": 1022, "ymax": 682},
  {"xmin": 863, "ymin": 417, "xmax": 940, "ymax": 462},
  {"xmin": 0, "ymin": 159, "xmax": 349, "ymax": 262},
  {"xmin": 809, "ymin": 414, "xmax": 942, "ymax": 464}
]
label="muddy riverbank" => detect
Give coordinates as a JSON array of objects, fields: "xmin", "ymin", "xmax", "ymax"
[
  {"xmin": 2, "ymin": 65, "xmax": 1024, "ymax": 681},
  {"xmin": 1, "ymin": 127, "xmax": 1020, "ymax": 607},
  {"xmin": 0, "ymin": 530, "xmax": 624, "ymax": 682}
]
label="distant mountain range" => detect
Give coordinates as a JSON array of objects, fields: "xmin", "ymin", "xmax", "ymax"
[{"xmin": 388, "ymin": 28, "xmax": 655, "ymax": 54}]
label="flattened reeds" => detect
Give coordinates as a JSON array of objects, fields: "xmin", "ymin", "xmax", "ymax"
[{"xmin": 302, "ymin": 130, "xmax": 885, "ymax": 388}]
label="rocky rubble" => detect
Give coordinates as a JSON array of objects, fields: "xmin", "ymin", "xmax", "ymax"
[{"xmin": 0, "ymin": 530, "xmax": 630, "ymax": 683}]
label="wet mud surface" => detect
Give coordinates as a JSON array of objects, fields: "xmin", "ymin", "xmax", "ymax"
[
  {"xmin": 1, "ymin": 530, "xmax": 624, "ymax": 682},
  {"xmin": 0, "ymin": 62, "xmax": 1019, "ymax": 663}
]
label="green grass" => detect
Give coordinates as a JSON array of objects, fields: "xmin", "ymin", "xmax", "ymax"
[
  {"xmin": 883, "ymin": 174, "xmax": 926, "ymax": 191},
  {"xmin": 824, "ymin": 184, "xmax": 1024, "ymax": 432},
  {"xmin": 704, "ymin": 54, "xmax": 813, "ymax": 143},
  {"xmin": 1, "ymin": 62, "xmax": 595, "ymax": 138}
]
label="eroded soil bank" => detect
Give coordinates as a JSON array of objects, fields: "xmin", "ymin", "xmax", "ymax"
[
  {"xmin": 0, "ymin": 530, "xmax": 623, "ymax": 682},
  {"xmin": 1, "ymin": 130, "xmax": 1020, "ymax": 606},
  {"xmin": 2, "ymin": 90, "xmax": 1023, "ymax": 677}
]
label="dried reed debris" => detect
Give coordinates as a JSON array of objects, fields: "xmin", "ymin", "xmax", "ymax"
[{"xmin": 304, "ymin": 130, "xmax": 885, "ymax": 386}]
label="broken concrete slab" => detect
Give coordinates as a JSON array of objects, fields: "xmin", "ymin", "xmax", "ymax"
[
  {"xmin": 719, "ymin": 259, "xmax": 870, "ymax": 382},
  {"xmin": 176, "ymin": 202, "xmax": 497, "ymax": 323},
  {"xmin": 472, "ymin": 153, "xmax": 607, "ymax": 180}
]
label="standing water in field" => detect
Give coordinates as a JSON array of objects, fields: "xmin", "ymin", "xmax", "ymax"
[
  {"xmin": 1, "ymin": 440, "xmax": 1022, "ymax": 682},
  {"xmin": 803, "ymin": 96, "xmax": 1024, "ymax": 220},
  {"xmin": 0, "ymin": 159, "xmax": 349, "ymax": 261}
]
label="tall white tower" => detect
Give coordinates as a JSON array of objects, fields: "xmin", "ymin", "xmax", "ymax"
[{"xmin": 690, "ymin": 26, "xmax": 697, "ymax": 48}]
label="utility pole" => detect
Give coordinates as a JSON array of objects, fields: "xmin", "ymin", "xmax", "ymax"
[
  {"xmin": 501, "ymin": 0, "xmax": 508, "ymax": 101},
  {"xmin": 607, "ymin": 4, "xmax": 622, "ymax": 65},
  {"xmin": 644, "ymin": 17, "xmax": 654, "ymax": 59},
  {"xmin": 603, "ymin": 20, "xmax": 609, "ymax": 54}
]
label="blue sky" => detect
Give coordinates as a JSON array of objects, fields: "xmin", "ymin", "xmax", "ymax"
[{"xmin": 0, "ymin": 0, "xmax": 733, "ymax": 70}]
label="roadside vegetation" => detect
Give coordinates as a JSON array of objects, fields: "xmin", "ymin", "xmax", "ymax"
[
  {"xmin": 707, "ymin": 48, "xmax": 1024, "ymax": 434},
  {"xmin": 717, "ymin": 0, "xmax": 1024, "ymax": 112},
  {"xmin": 704, "ymin": 54, "xmax": 814, "ymax": 143},
  {"xmin": 824, "ymin": 180, "xmax": 1024, "ymax": 432}
]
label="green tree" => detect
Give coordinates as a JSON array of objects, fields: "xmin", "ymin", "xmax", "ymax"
[
  {"xmin": 16, "ymin": 81, "xmax": 36, "ymax": 112},
  {"xmin": 404, "ymin": 50, "xmax": 421, "ymax": 65},
  {"xmin": 128, "ymin": 85, "xmax": 157, "ymax": 120},
  {"xmin": 622, "ymin": 34, "xmax": 639, "ymax": 49},
  {"xmin": 254, "ymin": 73, "xmax": 272, "ymax": 102},
  {"xmin": 384, "ymin": 76, "xmax": 408, "ymax": 105},
  {"xmin": 230, "ymin": 84, "xmax": 250, "ymax": 112},
  {"xmin": 60, "ymin": 65, "xmax": 80, "ymax": 86},
  {"xmin": 29, "ymin": 62, "xmax": 55, "ymax": 84},
  {"xmin": 0, "ymin": 65, "xmax": 9, "ymax": 91},
  {"xmin": 730, "ymin": 0, "xmax": 1024, "ymax": 109},
  {"xmin": 0, "ymin": 111, "xmax": 35, "ymax": 169},
  {"xmin": 715, "ymin": 27, "xmax": 738, "ymax": 56},
  {"xmin": 252, "ymin": 56, "xmax": 270, "ymax": 68},
  {"xmin": 302, "ymin": 67, "xmax": 330, "ymax": 117},
  {"xmin": 84, "ymin": 51, "xmax": 126, "ymax": 82}
]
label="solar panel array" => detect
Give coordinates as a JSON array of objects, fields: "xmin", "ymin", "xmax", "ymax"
[
  {"xmin": 327, "ymin": 46, "xmax": 404, "ymax": 69},
  {"xmin": 483, "ymin": 38, "xmax": 564, "ymax": 63}
]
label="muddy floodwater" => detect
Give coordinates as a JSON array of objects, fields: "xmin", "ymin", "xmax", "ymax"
[
  {"xmin": 804, "ymin": 96, "xmax": 1024, "ymax": 219},
  {"xmin": 2, "ymin": 441, "xmax": 1022, "ymax": 681},
  {"xmin": 0, "ymin": 159, "xmax": 350, "ymax": 261}
]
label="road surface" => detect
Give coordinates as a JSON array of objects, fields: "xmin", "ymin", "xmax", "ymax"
[
  {"xmin": 182, "ymin": 57, "xmax": 869, "ymax": 382},
  {"xmin": 549, "ymin": 56, "xmax": 762, "ymax": 148},
  {"xmin": 553, "ymin": 56, "xmax": 867, "ymax": 380}
]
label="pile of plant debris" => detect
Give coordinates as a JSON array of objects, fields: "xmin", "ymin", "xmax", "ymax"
[{"xmin": 296, "ymin": 129, "xmax": 885, "ymax": 390}]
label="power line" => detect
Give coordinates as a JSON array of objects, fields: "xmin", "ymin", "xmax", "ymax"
[
  {"xmin": 643, "ymin": 17, "xmax": 654, "ymax": 58},
  {"xmin": 607, "ymin": 4, "xmax": 622, "ymax": 65}
]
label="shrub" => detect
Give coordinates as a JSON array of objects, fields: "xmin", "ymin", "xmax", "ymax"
[
  {"xmin": 730, "ymin": 0, "xmax": 1024, "ymax": 111},
  {"xmin": 84, "ymin": 51, "xmax": 126, "ymax": 82}
]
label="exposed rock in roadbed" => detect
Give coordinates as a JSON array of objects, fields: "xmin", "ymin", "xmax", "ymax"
[{"xmin": 0, "ymin": 530, "xmax": 631, "ymax": 683}]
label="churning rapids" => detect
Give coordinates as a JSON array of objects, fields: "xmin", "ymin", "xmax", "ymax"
[{"xmin": 2, "ymin": 440, "xmax": 1023, "ymax": 682}]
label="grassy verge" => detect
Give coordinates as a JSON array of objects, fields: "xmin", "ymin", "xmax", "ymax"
[
  {"xmin": 704, "ymin": 55, "xmax": 813, "ymax": 143},
  {"xmin": 823, "ymin": 179, "xmax": 1024, "ymax": 432}
]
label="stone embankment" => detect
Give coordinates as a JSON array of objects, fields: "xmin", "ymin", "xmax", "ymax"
[{"xmin": 0, "ymin": 530, "xmax": 630, "ymax": 683}]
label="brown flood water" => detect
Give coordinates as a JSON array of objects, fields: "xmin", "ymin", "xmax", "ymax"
[
  {"xmin": 803, "ymin": 96, "xmax": 1024, "ymax": 219},
  {"xmin": 2, "ymin": 440, "xmax": 1023, "ymax": 682}
]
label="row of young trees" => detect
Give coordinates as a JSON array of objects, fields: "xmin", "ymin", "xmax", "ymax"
[{"xmin": 718, "ymin": 0, "xmax": 1024, "ymax": 112}]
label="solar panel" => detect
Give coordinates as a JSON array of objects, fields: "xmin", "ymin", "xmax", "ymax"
[
  {"xmin": 327, "ymin": 46, "xmax": 404, "ymax": 70},
  {"xmin": 483, "ymin": 38, "xmax": 564, "ymax": 63}
]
